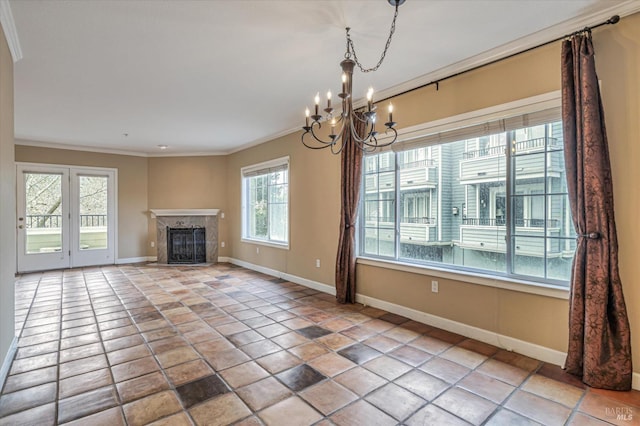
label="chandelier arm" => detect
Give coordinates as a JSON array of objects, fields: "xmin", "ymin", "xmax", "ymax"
[
  {"xmin": 346, "ymin": 4, "xmax": 400, "ymax": 73},
  {"xmin": 360, "ymin": 127, "xmax": 398, "ymax": 148}
]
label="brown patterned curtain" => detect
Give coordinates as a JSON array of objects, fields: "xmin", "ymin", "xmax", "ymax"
[
  {"xmin": 561, "ymin": 31, "xmax": 632, "ymax": 390},
  {"xmin": 335, "ymin": 113, "xmax": 365, "ymax": 304}
]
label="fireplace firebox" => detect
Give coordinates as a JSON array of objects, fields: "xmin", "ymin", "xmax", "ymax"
[{"xmin": 167, "ymin": 226, "xmax": 206, "ymax": 264}]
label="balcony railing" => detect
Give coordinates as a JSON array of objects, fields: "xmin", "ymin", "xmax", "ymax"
[
  {"xmin": 462, "ymin": 137, "xmax": 560, "ymax": 159},
  {"xmin": 399, "ymin": 158, "xmax": 437, "ymax": 169},
  {"xmin": 401, "ymin": 217, "xmax": 436, "ymax": 225},
  {"xmin": 462, "ymin": 217, "xmax": 559, "ymax": 228},
  {"xmin": 26, "ymin": 214, "xmax": 107, "ymax": 228}
]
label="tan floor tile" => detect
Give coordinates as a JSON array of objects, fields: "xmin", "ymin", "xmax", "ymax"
[
  {"xmin": 3, "ymin": 365, "xmax": 57, "ymax": 393},
  {"xmin": 156, "ymin": 346, "xmax": 201, "ymax": 368},
  {"xmin": 485, "ymin": 408, "xmax": 541, "ymax": 425},
  {"xmin": 458, "ymin": 371, "xmax": 515, "ymax": 404},
  {"xmin": 116, "ymin": 371, "xmax": 170, "ymax": 403},
  {"xmin": 59, "ymin": 368, "xmax": 113, "ymax": 399},
  {"xmin": 366, "ymin": 382, "xmax": 426, "ymax": 421},
  {"xmin": 522, "ymin": 374, "xmax": 584, "ymax": 408},
  {"xmin": 259, "ymin": 396, "xmax": 323, "ymax": 426},
  {"xmin": 568, "ymin": 412, "xmax": 616, "ymax": 426},
  {"xmin": 123, "ymin": 390, "xmax": 182, "ymax": 426},
  {"xmin": 194, "ymin": 337, "xmax": 235, "ymax": 357},
  {"xmin": 330, "ymin": 400, "xmax": 397, "ymax": 426},
  {"xmin": 317, "ymin": 333, "xmax": 356, "ymax": 351},
  {"xmin": 363, "ymin": 355, "xmax": 412, "ymax": 380},
  {"xmin": 308, "ymin": 352, "xmax": 356, "ymax": 377},
  {"xmin": 476, "ymin": 358, "xmax": 530, "ymax": 386},
  {"xmin": 271, "ymin": 331, "xmax": 310, "ymax": 348},
  {"xmin": 59, "ymin": 342, "xmax": 104, "ymax": 363},
  {"xmin": 434, "ymin": 387, "xmax": 497, "ymax": 425},
  {"xmin": 334, "ymin": 366, "xmax": 387, "ymax": 396},
  {"xmin": 206, "ymin": 348, "xmax": 250, "ymax": 370},
  {"xmin": 579, "ymin": 391, "xmax": 638, "ymax": 425},
  {"xmin": 60, "ymin": 406, "xmax": 126, "ymax": 426},
  {"xmin": 236, "ymin": 377, "xmax": 292, "ymax": 411},
  {"xmin": 58, "ymin": 386, "xmax": 119, "ymax": 424},
  {"xmin": 362, "ymin": 335, "xmax": 402, "ymax": 353},
  {"xmin": 406, "ymin": 403, "xmax": 470, "ymax": 426},
  {"xmin": 458, "ymin": 338, "xmax": 500, "ymax": 357},
  {"xmin": 409, "ymin": 335, "xmax": 453, "ymax": 354},
  {"xmin": 220, "ymin": 361, "xmax": 270, "ymax": 388},
  {"xmin": 147, "ymin": 412, "xmax": 192, "ymax": 426},
  {"xmin": 300, "ymin": 380, "xmax": 358, "ymax": 415},
  {"xmin": 256, "ymin": 350, "xmax": 302, "ymax": 374},
  {"xmin": 505, "ymin": 390, "xmax": 571, "ymax": 425},
  {"xmin": 289, "ymin": 342, "xmax": 329, "ymax": 361},
  {"xmin": 321, "ymin": 318, "xmax": 355, "ymax": 332},
  {"xmin": 166, "ymin": 359, "xmax": 214, "ymax": 386},
  {"xmin": 0, "ymin": 402, "xmax": 56, "ymax": 426},
  {"xmin": 395, "ymin": 369, "xmax": 449, "ymax": 401},
  {"xmin": 9, "ymin": 352, "xmax": 57, "ymax": 375},
  {"xmin": 111, "ymin": 356, "xmax": 160, "ymax": 383},
  {"xmin": 440, "ymin": 346, "xmax": 488, "ymax": 369},
  {"xmin": 190, "ymin": 393, "xmax": 252, "ymax": 426},
  {"xmin": 107, "ymin": 344, "xmax": 152, "ymax": 366},
  {"xmin": 0, "ymin": 382, "xmax": 56, "ymax": 418},
  {"xmin": 103, "ymin": 334, "xmax": 145, "ymax": 352}
]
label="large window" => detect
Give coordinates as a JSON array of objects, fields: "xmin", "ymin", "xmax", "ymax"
[
  {"xmin": 359, "ymin": 101, "xmax": 576, "ymax": 286},
  {"xmin": 242, "ymin": 157, "xmax": 289, "ymax": 246}
]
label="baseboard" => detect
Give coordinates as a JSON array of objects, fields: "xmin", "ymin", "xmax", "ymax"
[
  {"xmin": 222, "ymin": 257, "xmax": 640, "ymax": 390},
  {"xmin": 355, "ymin": 293, "xmax": 567, "ymax": 366},
  {"xmin": 0, "ymin": 337, "xmax": 18, "ymax": 390},
  {"xmin": 116, "ymin": 256, "xmax": 156, "ymax": 264},
  {"xmin": 225, "ymin": 257, "xmax": 335, "ymax": 295}
]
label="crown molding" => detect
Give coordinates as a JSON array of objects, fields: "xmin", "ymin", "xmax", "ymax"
[
  {"xmin": 16, "ymin": 138, "xmax": 150, "ymax": 157},
  {"xmin": 0, "ymin": 0, "xmax": 22, "ymax": 62},
  {"xmin": 373, "ymin": 0, "xmax": 640, "ymax": 105}
]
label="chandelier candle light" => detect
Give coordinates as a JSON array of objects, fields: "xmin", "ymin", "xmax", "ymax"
[{"xmin": 301, "ymin": 0, "xmax": 405, "ymax": 154}]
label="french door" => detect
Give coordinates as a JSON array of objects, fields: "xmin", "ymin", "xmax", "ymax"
[{"xmin": 17, "ymin": 164, "xmax": 117, "ymax": 272}]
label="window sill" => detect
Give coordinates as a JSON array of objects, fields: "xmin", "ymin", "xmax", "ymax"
[
  {"xmin": 356, "ymin": 257, "xmax": 569, "ymax": 300},
  {"xmin": 241, "ymin": 238, "xmax": 289, "ymax": 250}
]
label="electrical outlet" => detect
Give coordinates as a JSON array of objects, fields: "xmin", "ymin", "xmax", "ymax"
[
  {"xmin": 220, "ymin": 241, "xmax": 225, "ymax": 248},
  {"xmin": 315, "ymin": 259, "xmax": 320, "ymax": 268},
  {"xmin": 431, "ymin": 280, "xmax": 439, "ymax": 293},
  {"xmin": 150, "ymin": 241, "xmax": 155, "ymax": 248},
  {"xmin": 256, "ymin": 247, "xmax": 260, "ymax": 254},
  {"xmin": 221, "ymin": 212, "xmax": 225, "ymax": 219}
]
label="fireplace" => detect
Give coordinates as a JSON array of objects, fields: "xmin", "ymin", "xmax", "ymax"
[
  {"xmin": 167, "ymin": 226, "xmax": 206, "ymax": 264},
  {"xmin": 150, "ymin": 209, "xmax": 219, "ymax": 265}
]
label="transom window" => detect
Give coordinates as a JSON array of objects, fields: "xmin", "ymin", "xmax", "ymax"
[
  {"xmin": 241, "ymin": 157, "xmax": 289, "ymax": 247},
  {"xmin": 359, "ymin": 102, "xmax": 576, "ymax": 286}
]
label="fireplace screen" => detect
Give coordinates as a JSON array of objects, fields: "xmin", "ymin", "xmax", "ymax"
[{"xmin": 167, "ymin": 226, "xmax": 206, "ymax": 264}]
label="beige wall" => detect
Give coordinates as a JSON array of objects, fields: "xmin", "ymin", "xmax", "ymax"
[
  {"xmin": 227, "ymin": 12, "xmax": 640, "ymax": 375},
  {"xmin": 147, "ymin": 156, "xmax": 229, "ymax": 257},
  {"xmin": 0, "ymin": 28, "xmax": 16, "ymax": 375},
  {"xmin": 15, "ymin": 145, "xmax": 149, "ymax": 260}
]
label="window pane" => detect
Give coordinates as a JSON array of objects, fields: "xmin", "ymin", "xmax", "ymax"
[
  {"xmin": 242, "ymin": 162, "xmax": 289, "ymax": 245},
  {"xmin": 79, "ymin": 175, "xmax": 108, "ymax": 250},
  {"xmin": 358, "ymin": 118, "xmax": 573, "ymax": 285},
  {"xmin": 24, "ymin": 173, "xmax": 63, "ymax": 254}
]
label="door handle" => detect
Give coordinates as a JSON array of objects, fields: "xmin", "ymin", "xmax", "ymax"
[{"xmin": 18, "ymin": 225, "xmax": 23, "ymax": 229}]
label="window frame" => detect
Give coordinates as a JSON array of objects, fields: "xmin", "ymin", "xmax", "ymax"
[
  {"xmin": 241, "ymin": 156, "xmax": 290, "ymax": 249},
  {"xmin": 357, "ymin": 91, "xmax": 573, "ymax": 293}
]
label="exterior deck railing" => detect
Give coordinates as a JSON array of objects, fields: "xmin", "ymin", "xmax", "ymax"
[
  {"xmin": 26, "ymin": 214, "xmax": 107, "ymax": 228},
  {"xmin": 462, "ymin": 217, "xmax": 559, "ymax": 228},
  {"xmin": 462, "ymin": 137, "xmax": 560, "ymax": 159}
]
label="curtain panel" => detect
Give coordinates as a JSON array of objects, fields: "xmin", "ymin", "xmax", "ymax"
[
  {"xmin": 561, "ymin": 32, "xmax": 632, "ymax": 390},
  {"xmin": 335, "ymin": 114, "xmax": 365, "ymax": 304}
]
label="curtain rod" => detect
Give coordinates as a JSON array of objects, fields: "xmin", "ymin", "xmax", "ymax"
[{"xmin": 380, "ymin": 14, "xmax": 620, "ymax": 103}]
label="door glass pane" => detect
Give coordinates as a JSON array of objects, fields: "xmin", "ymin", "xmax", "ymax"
[
  {"xmin": 79, "ymin": 175, "xmax": 108, "ymax": 250},
  {"xmin": 24, "ymin": 172, "xmax": 63, "ymax": 254}
]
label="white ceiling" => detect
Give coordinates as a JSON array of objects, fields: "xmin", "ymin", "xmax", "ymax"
[{"xmin": 8, "ymin": 0, "xmax": 637, "ymax": 156}]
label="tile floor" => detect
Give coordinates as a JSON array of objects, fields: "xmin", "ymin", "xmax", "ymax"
[{"xmin": 0, "ymin": 263, "xmax": 638, "ymax": 425}]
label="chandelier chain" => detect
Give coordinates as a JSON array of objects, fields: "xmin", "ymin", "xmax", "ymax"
[{"xmin": 346, "ymin": 4, "xmax": 399, "ymax": 73}]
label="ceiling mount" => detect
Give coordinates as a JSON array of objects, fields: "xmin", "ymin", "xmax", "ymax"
[{"xmin": 388, "ymin": 0, "xmax": 406, "ymax": 6}]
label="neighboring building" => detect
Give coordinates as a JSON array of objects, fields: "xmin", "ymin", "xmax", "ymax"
[{"xmin": 361, "ymin": 121, "xmax": 575, "ymax": 284}]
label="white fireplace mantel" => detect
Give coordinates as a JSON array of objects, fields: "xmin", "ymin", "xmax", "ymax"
[{"xmin": 150, "ymin": 209, "xmax": 220, "ymax": 218}]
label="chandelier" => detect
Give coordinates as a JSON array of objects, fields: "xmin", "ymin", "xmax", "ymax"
[{"xmin": 301, "ymin": 0, "xmax": 405, "ymax": 154}]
